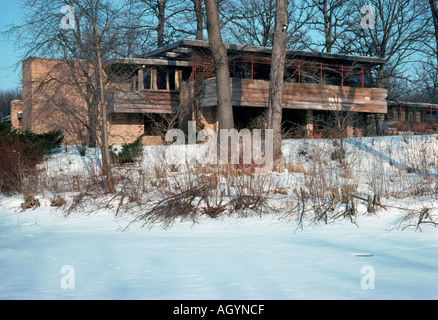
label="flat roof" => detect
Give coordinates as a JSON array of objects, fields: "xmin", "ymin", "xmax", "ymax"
[
  {"xmin": 388, "ymin": 100, "xmax": 438, "ymax": 110},
  {"xmin": 144, "ymin": 39, "xmax": 386, "ymax": 65}
]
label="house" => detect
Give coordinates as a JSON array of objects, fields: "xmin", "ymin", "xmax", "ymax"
[
  {"xmin": 11, "ymin": 39, "xmax": 388, "ymax": 145},
  {"xmin": 384, "ymin": 101, "xmax": 438, "ymax": 135}
]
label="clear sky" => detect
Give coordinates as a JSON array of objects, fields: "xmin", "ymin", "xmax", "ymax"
[{"xmin": 0, "ymin": 0, "xmax": 23, "ymax": 91}]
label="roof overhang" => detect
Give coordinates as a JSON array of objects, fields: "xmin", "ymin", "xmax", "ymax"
[
  {"xmin": 107, "ymin": 39, "xmax": 386, "ymax": 69},
  {"xmin": 388, "ymin": 100, "xmax": 438, "ymax": 110},
  {"xmin": 144, "ymin": 39, "xmax": 386, "ymax": 66},
  {"xmin": 108, "ymin": 57, "xmax": 192, "ymax": 67}
]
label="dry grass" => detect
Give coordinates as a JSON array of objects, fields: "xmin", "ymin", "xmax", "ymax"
[{"xmin": 7, "ymin": 133, "xmax": 437, "ymax": 232}]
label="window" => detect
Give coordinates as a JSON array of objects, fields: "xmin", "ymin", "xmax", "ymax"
[
  {"xmin": 168, "ymin": 68, "xmax": 176, "ymax": 90},
  {"xmin": 362, "ymin": 71, "xmax": 372, "ymax": 87},
  {"xmin": 182, "ymin": 68, "xmax": 191, "ymax": 81},
  {"xmin": 253, "ymin": 62, "xmax": 270, "ymax": 81},
  {"xmin": 300, "ymin": 66, "xmax": 319, "ymax": 84},
  {"xmin": 143, "ymin": 70, "xmax": 151, "ymax": 90},
  {"xmin": 284, "ymin": 66, "xmax": 299, "ymax": 83},
  {"xmin": 157, "ymin": 68, "xmax": 167, "ymax": 90},
  {"xmin": 322, "ymin": 68, "xmax": 342, "ymax": 86},
  {"xmin": 343, "ymin": 73, "xmax": 361, "ymax": 87},
  {"xmin": 233, "ymin": 60, "xmax": 252, "ymax": 79}
]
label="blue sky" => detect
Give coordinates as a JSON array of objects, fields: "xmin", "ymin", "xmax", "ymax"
[{"xmin": 0, "ymin": 0, "xmax": 23, "ymax": 91}]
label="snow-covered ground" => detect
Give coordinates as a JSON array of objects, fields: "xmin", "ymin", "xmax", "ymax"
[{"xmin": 1, "ymin": 135, "xmax": 438, "ymax": 300}]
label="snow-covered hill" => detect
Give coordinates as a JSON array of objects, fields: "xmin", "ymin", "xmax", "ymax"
[{"xmin": 1, "ymin": 135, "xmax": 437, "ymax": 299}]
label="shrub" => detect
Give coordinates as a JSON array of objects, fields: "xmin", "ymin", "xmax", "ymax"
[
  {"xmin": 0, "ymin": 124, "xmax": 63, "ymax": 195},
  {"xmin": 110, "ymin": 135, "xmax": 143, "ymax": 165},
  {"xmin": 0, "ymin": 121, "xmax": 13, "ymax": 136},
  {"xmin": 0, "ymin": 137, "xmax": 26, "ymax": 194}
]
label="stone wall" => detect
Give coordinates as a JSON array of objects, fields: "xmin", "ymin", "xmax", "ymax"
[
  {"xmin": 109, "ymin": 113, "xmax": 144, "ymax": 145},
  {"xmin": 10, "ymin": 100, "xmax": 22, "ymax": 131},
  {"xmin": 19, "ymin": 57, "xmax": 162, "ymax": 146}
]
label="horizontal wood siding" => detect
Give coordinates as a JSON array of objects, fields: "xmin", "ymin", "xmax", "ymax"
[
  {"xmin": 198, "ymin": 78, "xmax": 387, "ymax": 114},
  {"xmin": 111, "ymin": 90, "xmax": 180, "ymax": 114}
]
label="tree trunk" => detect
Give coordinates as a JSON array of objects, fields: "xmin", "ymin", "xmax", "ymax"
[
  {"xmin": 91, "ymin": 1, "xmax": 115, "ymax": 194},
  {"xmin": 157, "ymin": 0, "xmax": 167, "ymax": 47},
  {"xmin": 429, "ymin": 0, "xmax": 438, "ymax": 65},
  {"xmin": 374, "ymin": 62, "xmax": 386, "ymax": 135},
  {"xmin": 323, "ymin": 0, "xmax": 332, "ymax": 53},
  {"xmin": 268, "ymin": 0, "xmax": 288, "ymax": 160},
  {"xmin": 204, "ymin": 0, "xmax": 234, "ymax": 130},
  {"xmin": 194, "ymin": 0, "xmax": 204, "ymax": 40},
  {"xmin": 95, "ymin": 55, "xmax": 114, "ymax": 193},
  {"xmin": 87, "ymin": 100, "xmax": 98, "ymax": 148}
]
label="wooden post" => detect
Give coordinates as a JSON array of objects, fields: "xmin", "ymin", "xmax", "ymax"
[
  {"xmin": 138, "ymin": 68, "xmax": 144, "ymax": 90},
  {"xmin": 298, "ymin": 61, "xmax": 301, "ymax": 83},
  {"xmin": 175, "ymin": 70, "xmax": 182, "ymax": 90},
  {"xmin": 320, "ymin": 62, "xmax": 323, "ymax": 84},
  {"xmin": 346, "ymin": 113, "xmax": 354, "ymax": 138},
  {"xmin": 306, "ymin": 110, "xmax": 313, "ymax": 138},
  {"xmin": 400, "ymin": 107, "xmax": 406, "ymax": 122},
  {"xmin": 151, "ymin": 69, "xmax": 157, "ymax": 90},
  {"xmin": 341, "ymin": 65, "xmax": 344, "ymax": 86},
  {"xmin": 414, "ymin": 108, "xmax": 421, "ymax": 122}
]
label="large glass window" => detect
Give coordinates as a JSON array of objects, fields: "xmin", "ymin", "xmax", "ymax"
[
  {"xmin": 157, "ymin": 67, "xmax": 167, "ymax": 90},
  {"xmin": 143, "ymin": 69, "xmax": 151, "ymax": 90},
  {"xmin": 284, "ymin": 66, "xmax": 299, "ymax": 83},
  {"xmin": 322, "ymin": 67, "xmax": 342, "ymax": 86},
  {"xmin": 343, "ymin": 73, "xmax": 361, "ymax": 87},
  {"xmin": 253, "ymin": 62, "xmax": 270, "ymax": 81},
  {"xmin": 233, "ymin": 60, "xmax": 252, "ymax": 79},
  {"xmin": 300, "ymin": 65, "xmax": 319, "ymax": 84},
  {"xmin": 168, "ymin": 68, "xmax": 176, "ymax": 90}
]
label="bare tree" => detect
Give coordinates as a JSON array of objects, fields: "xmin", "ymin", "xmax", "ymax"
[
  {"xmin": 171, "ymin": 0, "xmax": 205, "ymax": 40},
  {"xmin": 9, "ymin": 0, "xmax": 135, "ymax": 193},
  {"xmin": 305, "ymin": 0, "xmax": 353, "ymax": 53},
  {"xmin": 340, "ymin": 0, "xmax": 429, "ymax": 135},
  {"xmin": 204, "ymin": 0, "xmax": 234, "ymax": 130},
  {"xmin": 347, "ymin": 0, "xmax": 429, "ymax": 88},
  {"xmin": 268, "ymin": 0, "xmax": 288, "ymax": 160},
  {"xmin": 193, "ymin": 0, "xmax": 205, "ymax": 39},
  {"xmin": 225, "ymin": 0, "xmax": 311, "ymax": 50},
  {"xmin": 429, "ymin": 0, "xmax": 438, "ymax": 65},
  {"xmin": 413, "ymin": 1, "xmax": 438, "ymax": 104},
  {"xmin": 136, "ymin": 0, "xmax": 189, "ymax": 47}
]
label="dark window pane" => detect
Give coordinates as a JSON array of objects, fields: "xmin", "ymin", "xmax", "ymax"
[
  {"xmin": 157, "ymin": 68, "xmax": 167, "ymax": 90},
  {"xmin": 143, "ymin": 70, "xmax": 151, "ymax": 89},
  {"xmin": 168, "ymin": 68, "xmax": 176, "ymax": 90},
  {"xmin": 253, "ymin": 63, "xmax": 270, "ymax": 81}
]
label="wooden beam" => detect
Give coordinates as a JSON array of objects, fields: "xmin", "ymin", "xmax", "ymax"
[
  {"xmin": 156, "ymin": 52, "xmax": 185, "ymax": 58},
  {"xmin": 111, "ymin": 57, "xmax": 192, "ymax": 67},
  {"xmin": 157, "ymin": 39, "xmax": 386, "ymax": 65},
  {"xmin": 111, "ymin": 90, "xmax": 180, "ymax": 114},
  {"xmin": 198, "ymin": 78, "xmax": 388, "ymax": 114},
  {"xmin": 138, "ymin": 69, "xmax": 144, "ymax": 90}
]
